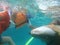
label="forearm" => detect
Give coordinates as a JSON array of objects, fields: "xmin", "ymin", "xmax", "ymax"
[{"xmin": 48, "ymin": 24, "xmax": 60, "ymax": 34}]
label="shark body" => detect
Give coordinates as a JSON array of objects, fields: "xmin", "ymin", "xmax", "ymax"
[{"xmin": 31, "ymin": 25, "xmax": 60, "ymax": 45}]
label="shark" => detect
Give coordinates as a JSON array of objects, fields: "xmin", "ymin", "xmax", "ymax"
[{"xmin": 30, "ymin": 24, "xmax": 60, "ymax": 45}]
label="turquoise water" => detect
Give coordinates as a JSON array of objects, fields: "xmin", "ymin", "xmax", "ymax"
[
  {"xmin": 1, "ymin": 0, "xmax": 53, "ymax": 45},
  {"xmin": 2, "ymin": 14, "xmax": 52, "ymax": 45}
]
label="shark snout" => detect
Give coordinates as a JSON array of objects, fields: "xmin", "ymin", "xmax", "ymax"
[
  {"xmin": 31, "ymin": 29, "xmax": 41, "ymax": 35},
  {"xmin": 30, "ymin": 26, "xmax": 56, "ymax": 36}
]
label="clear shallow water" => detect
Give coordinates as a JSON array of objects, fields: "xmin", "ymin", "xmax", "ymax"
[
  {"xmin": 2, "ymin": 14, "xmax": 52, "ymax": 45},
  {"xmin": 1, "ymin": 0, "xmax": 53, "ymax": 45}
]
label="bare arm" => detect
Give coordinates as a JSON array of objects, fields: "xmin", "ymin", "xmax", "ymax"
[{"xmin": 48, "ymin": 24, "xmax": 60, "ymax": 35}]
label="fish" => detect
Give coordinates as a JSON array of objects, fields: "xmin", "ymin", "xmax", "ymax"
[{"xmin": 30, "ymin": 25, "xmax": 60, "ymax": 45}]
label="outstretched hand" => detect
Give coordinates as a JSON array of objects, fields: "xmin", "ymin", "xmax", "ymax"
[{"xmin": 48, "ymin": 24, "xmax": 60, "ymax": 35}]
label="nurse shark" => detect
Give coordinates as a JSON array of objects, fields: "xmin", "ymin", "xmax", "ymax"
[
  {"xmin": 30, "ymin": 5, "xmax": 60, "ymax": 45},
  {"xmin": 30, "ymin": 25, "xmax": 60, "ymax": 45}
]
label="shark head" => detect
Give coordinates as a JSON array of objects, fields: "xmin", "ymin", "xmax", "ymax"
[{"xmin": 30, "ymin": 26, "xmax": 57, "ymax": 43}]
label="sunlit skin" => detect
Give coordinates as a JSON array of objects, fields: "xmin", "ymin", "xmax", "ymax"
[
  {"xmin": 14, "ymin": 12, "xmax": 27, "ymax": 27},
  {"xmin": 48, "ymin": 24, "xmax": 60, "ymax": 35}
]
